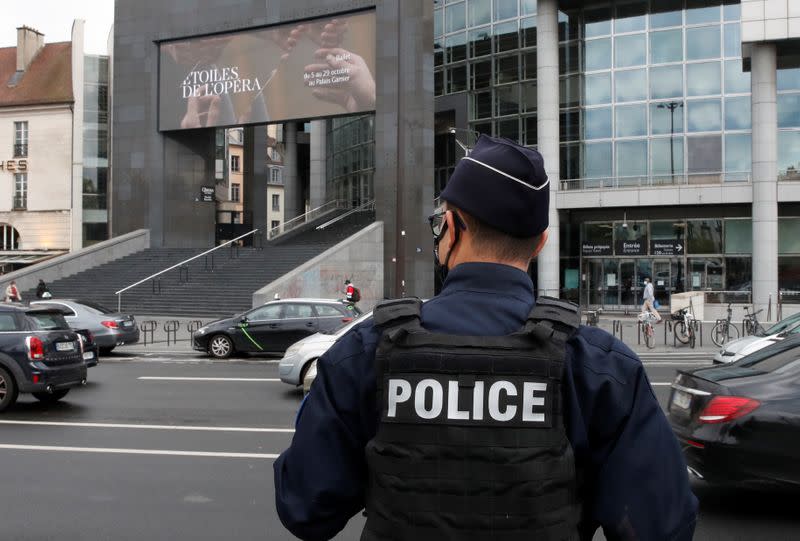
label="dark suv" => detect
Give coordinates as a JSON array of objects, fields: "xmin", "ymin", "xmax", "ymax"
[{"xmin": 0, "ymin": 305, "xmax": 87, "ymax": 412}]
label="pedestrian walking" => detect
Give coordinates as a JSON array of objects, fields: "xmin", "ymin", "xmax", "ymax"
[
  {"xmin": 344, "ymin": 279, "xmax": 360, "ymax": 305},
  {"xmin": 642, "ymin": 276, "xmax": 662, "ymax": 322},
  {"xmin": 274, "ymin": 135, "xmax": 697, "ymax": 540},
  {"xmin": 4, "ymin": 281, "xmax": 21, "ymax": 303}
]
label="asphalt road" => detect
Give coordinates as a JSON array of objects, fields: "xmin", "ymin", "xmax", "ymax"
[{"xmin": 0, "ymin": 352, "xmax": 797, "ymax": 541}]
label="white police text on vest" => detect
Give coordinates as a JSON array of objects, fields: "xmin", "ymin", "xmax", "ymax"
[{"xmin": 383, "ymin": 375, "xmax": 552, "ymax": 428}]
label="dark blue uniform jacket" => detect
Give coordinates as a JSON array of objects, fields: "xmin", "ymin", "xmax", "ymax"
[{"xmin": 275, "ymin": 263, "xmax": 698, "ymax": 540}]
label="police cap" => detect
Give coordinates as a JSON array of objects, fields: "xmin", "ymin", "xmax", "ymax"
[{"xmin": 440, "ymin": 134, "xmax": 549, "ymax": 238}]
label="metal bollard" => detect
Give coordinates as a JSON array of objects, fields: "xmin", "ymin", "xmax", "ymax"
[
  {"xmin": 164, "ymin": 320, "xmax": 180, "ymax": 346},
  {"xmin": 141, "ymin": 320, "xmax": 157, "ymax": 347}
]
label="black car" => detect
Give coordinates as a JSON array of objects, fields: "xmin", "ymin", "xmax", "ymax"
[
  {"xmin": 668, "ymin": 335, "xmax": 800, "ymax": 488},
  {"xmin": 75, "ymin": 329, "xmax": 100, "ymax": 368},
  {"xmin": 193, "ymin": 299, "xmax": 361, "ymax": 359},
  {"xmin": 0, "ymin": 305, "xmax": 87, "ymax": 412}
]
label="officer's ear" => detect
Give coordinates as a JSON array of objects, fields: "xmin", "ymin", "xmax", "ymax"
[{"xmin": 531, "ymin": 229, "xmax": 549, "ymax": 258}]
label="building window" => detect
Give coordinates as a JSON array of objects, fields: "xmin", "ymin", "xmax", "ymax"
[
  {"xmin": 271, "ymin": 220, "xmax": 280, "ymax": 230},
  {"xmin": 231, "ymin": 155, "xmax": 240, "ymax": 172},
  {"xmin": 13, "ymin": 173, "xmax": 27, "ymax": 210},
  {"xmin": 272, "ymin": 194, "xmax": 280, "ymax": 211},
  {"xmin": 270, "ymin": 168, "xmax": 282, "ymax": 184},
  {"xmin": 0, "ymin": 224, "xmax": 20, "ymax": 250},
  {"xmin": 231, "ymin": 183, "xmax": 240, "ymax": 202},
  {"xmin": 14, "ymin": 121, "xmax": 28, "ymax": 157}
]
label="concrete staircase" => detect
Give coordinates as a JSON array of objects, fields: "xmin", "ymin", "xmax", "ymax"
[{"xmin": 22, "ymin": 210, "xmax": 376, "ymax": 318}]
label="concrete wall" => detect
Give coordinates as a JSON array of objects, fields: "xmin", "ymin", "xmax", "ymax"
[
  {"xmin": 0, "ymin": 228, "xmax": 149, "ymax": 293},
  {"xmin": 253, "ymin": 221, "xmax": 383, "ymax": 312}
]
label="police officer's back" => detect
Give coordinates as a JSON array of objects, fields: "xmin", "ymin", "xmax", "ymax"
[{"xmin": 274, "ymin": 135, "xmax": 698, "ymax": 540}]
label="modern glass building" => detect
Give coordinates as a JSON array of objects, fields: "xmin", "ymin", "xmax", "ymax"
[{"xmin": 432, "ymin": 0, "xmax": 800, "ymax": 311}]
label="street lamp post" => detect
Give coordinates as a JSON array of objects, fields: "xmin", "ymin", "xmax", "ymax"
[{"xmin": 657, "ymin": 101, "xmax": 683, "ymax": 183}]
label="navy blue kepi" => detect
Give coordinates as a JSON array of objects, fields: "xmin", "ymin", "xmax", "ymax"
[{"xmin": 440, "ymin": 134, "xmax": 549, "ymax": 238}]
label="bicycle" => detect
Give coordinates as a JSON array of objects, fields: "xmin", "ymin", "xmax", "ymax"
[
  {"xmin": 742, "ymin": 306, "xmax": 766, "ymax": 337},
  {"xmin": 673, "ymin": 307, "xmax": 696, "ymax": 349},
  {"xmin": 638, "ymin": 311, "xmax": 658, "ymax": 349},
  {"xmin": 711, "ymin": 303, "xmax": 740, "ymax": 347}
]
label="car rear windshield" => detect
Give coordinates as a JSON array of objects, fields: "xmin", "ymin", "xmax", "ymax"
[
  {"xmin": 76, "ymin": 299, "xmax": 114, "ymax": 315},
  {"xmin": 27, "ymin": 311, "xmax": 71, "ymax": 331}
]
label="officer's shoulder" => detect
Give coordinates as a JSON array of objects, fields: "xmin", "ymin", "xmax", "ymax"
[
  {"xmin": 568, "ymin": 325, "xmax": 642, "ymax": 384},
  {"xmin": 320, "ymin": 316, "xmax": 381, "ymax": 367}
]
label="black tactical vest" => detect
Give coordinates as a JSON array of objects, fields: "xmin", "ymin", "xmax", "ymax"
[{"xmin": 362, "ymin": 297, "xmax": 583, "ymax": 541}]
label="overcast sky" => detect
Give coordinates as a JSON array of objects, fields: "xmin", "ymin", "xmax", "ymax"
[{"xmin": 0, "ymin": 0, "xmax": 114, "ymax": 55}]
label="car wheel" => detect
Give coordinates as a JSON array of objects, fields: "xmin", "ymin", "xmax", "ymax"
[
  {"xmin": 99, "ymin": 346, "xmax": 115, "ymax": 355},
  {"xmin": 0, "ymin": 366, "xmax": 19, "ymax": 412},
  {"xmin": 32, "ymin": 389, "xmax": 70, "ymax": 403},
  {"xmin": 208, "ymin": 334, "xmax": 234, "ymax": 359}
]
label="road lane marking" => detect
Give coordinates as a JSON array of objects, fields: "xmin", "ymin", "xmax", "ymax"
[
  {"xmin": 0, "ymin": 444, "xmax": 278, "ymax": 459},
  {"xmin": 0, "ymin": 420, "xmax": 294, "ymax": 433},
  {"xmin": 137, "ymin": 377, "xmax": 281, "ymax": 382}
]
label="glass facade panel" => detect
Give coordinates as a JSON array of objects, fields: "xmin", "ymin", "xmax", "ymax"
[
  {"xmin": 585, "ymin": 72, "xmax": 612, "ymax": 105},
  {"xmin": 686, "ymin": 26, "xmax": 720, "ymax": 60},
  {"xmin": 616, "ymin": 140, "xmax": 648, "ymax": 178},
  {"xmin": 651, "ymin": 102, "xmax": 684, "ymax": 135},
  {"xmin": 778, "ymin": 94, "xmax": 800, "ymax": 128},
  {"xmin": 778, "ymin": 131, "xmax": 800, "ymax": 178},
  {"xmin": 585, "ymin": 6, "xmax": 612, "ymax": 38},
  {"xmin": 779, "ymin": 218, "xmax": 800, "ymax": 254},
  {"xmin": 687, "ymin": 99, "xmax": 721, "ymax": 132},
  {"xmin": 688, "ymin": 219, "xmax": 723, "ymax": 254},
  {"xmin": 687, "ymin": 62, "xmax": 721, "ymax": 96},
  {"xmin": 650, "ymin": 65, "xmax": 683, "ymax": 99},
  {"xmin": 615, "ymin": 69, "xmax": 647, "ymax": 102},
  {"xmin": 446, "ymin": 3, "xmax": 466, "ymax": 33},
  {"xmin": 725, "ymin": 219, "xmax": 752, "ymax": 254},
  {"xmin": 725, "ymin": 96, "xmax": 751, "ymax": 130},
  {"xmin": 496, "ymin": 84, "xmax": 520, "ymax": 116},
  {"xmin": 615, "ymin": 34, "xmax": 646, "ymax": 67},
  {"xmin": 469, "ymin": 27, "xmax": 493, "ymax": 57},
  {"xmin": 686, "ymin": 5, "xmax": 720, "ymax": 25},
  {"xmin": 446, "ymin": 33, "xmax": 467, "ymax": 62},
  {"xmin": 778, "ymin": 68, "xmax": 800, "ymax": 92},
  {"xmin": 687, "ymin": 135, "xmax": 722, "ymax": 173},
  {"xmin": 650, "ymin": 29, "xmax": 683, "ymax": 64},
  {"xmin": 495, "ymin": 0, "xmax": 518, "ymax": 21},
  {"xmin": 471, "ymin": 59, "xmax": 491, "ymax": 89},
  {"xmin": 725, "ymin": 134, "xmax": 751, "ymax": 174},
  {"xmin": 523, "ymin": 51, "xmax": 537, "ymax": 80},
  {"xmin": 495, "ymin": 21, "xmax": 519, "ymax": 51},
  {"xmin": 615, "ymin": 1, "xmax": 647, "ymax": 33},
  {"xmin": 496, "ymin": 54, "xmax": 519, "ymax": 83},
  {"xmin": 584, "ymin": 142, "xmax": 612, "ymax": 178},
  {"xmin": 779, "ymin": 257, "xmax": 800, "ymax": 295},
  {"xmin": 726, "ymin": 257, "xmax": 752, "ymax": 291},
  {"xmin": 724, "ymin": 60, "xmax": 750, "ymax": 94},
  {"xmin": 584, "ymin": 107, "xmax": 612, "ymax": 139},
  {"xmin": 497, "ymin": 118, "xmax": 519, "ymax": 141},
  {"xmin": 522, "ymin": 82, "xmax": 537, "ymax": 112},
  {"xmin": 650, "ymin": 1, "xmax": 682, "ymax": 29},
  {"xmin": 522, "ymin": 0, "xmax": 537, "ymax": 16},
  {"xmin": 468, "ymin": 0, "xmax": 491, "ymax": 27},
  {"xmin": 723, "ymin": 23, "xmax": 741, "ymax": 58},
  {"xmin": 615, "ymin": 104, "xmax": 647, "ymax": 137},
  {"xmin": 585, "ymin": 38, "xmax": 611, "ymax": 71},
  {"xmin": 651, "ymin": 137, "xmax": 684, "ymax": 175},
  {"xmin": 723, "ymin": 4, "xmax": 741, "ymax": 21}
]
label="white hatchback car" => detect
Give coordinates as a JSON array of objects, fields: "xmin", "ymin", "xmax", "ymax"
[
  {"xmin": 713, "ymin": 312, "xmax": 800, "ymax": 364},
  {"xmin": 279, "ymin": 312, "xmax": 372, "ymax": 392}
]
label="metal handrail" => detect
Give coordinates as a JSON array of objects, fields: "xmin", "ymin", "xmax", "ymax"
[
  {"xmin": 266, "ymin": 199, "xmax": 345, "ymax": 240},
  {"xmin": 114, "ymin": 228, "xmax": 259, "ymax": 311},
  {"xmin": 316, "ymin": 199, "xmax": 375, "ymax": 231}
]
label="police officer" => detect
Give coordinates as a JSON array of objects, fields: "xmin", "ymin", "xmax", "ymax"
[{"xmin": 274, "ymin": 135, "xmax": 698, "ymax": 540}]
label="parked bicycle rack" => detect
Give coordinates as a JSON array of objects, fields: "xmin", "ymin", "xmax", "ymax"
[
  {"xmin": 187, "ymin": 320, "xmax": 203, "ymax": 341},
  {"xmin": 164, "ymin": 320, "xmax": 180, "ymax": 346},
  {"xmin": 141, "ymin": 320, "xmax": 157, "ymax": 346}
]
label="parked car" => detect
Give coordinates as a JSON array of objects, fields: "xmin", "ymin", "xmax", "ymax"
[
  {"xmin": 0, "ymin": 305, "xmax": 87, "ymax": 412},
  {"xmin": 668, "ymin": 335, "xmax": 800, "ymax": 488},
  {"xmin": 713, "ymin": 311, "xmax": 800, "ymax": 364},
  {"xmin": 279, "ymin": 311, "xmax": 372, "ymax": 390},
  {"xmin": 193, "ymin": 299, "xmax": 361, "ymax": 359},
  {"xmin": 29, "ymin": 299, "xmax": 139, "ymax": 355}
]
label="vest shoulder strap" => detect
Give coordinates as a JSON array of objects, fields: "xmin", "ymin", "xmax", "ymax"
[
  {"xmin": 373, "ymin": 297, "xmax": 423, "ymax": 328},
  {"xmin": 525, "ymin": 296, "xmax": 581, "ymax": 344}
]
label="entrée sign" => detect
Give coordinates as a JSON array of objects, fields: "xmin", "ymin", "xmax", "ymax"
[{"xmin": 0, "ymin": 159, "xmax": 28, "ymax": 172}]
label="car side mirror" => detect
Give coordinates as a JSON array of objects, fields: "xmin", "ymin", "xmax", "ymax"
[{"xmin": 239, "ymin": 316, "xmax": 248, "ymax": 324}]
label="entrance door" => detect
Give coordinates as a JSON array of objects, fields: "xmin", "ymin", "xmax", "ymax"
[
  {"xmin": 620, "ymin": 260, "xmax": 636, "ymax": 306},
  {"xmin": 586, "ymin": 259, "xmax": 604, "ymax": 306},
  {"xmin": 653, "ymin": 260, "xmax": 672, "ymax": 307}
]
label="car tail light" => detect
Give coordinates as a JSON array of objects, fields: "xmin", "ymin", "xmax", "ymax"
[
  {"xmin": 26, "ymin": 336, "xmax": 45, "ymax": 360},
  {"xmin": 101, "ymin": 320, "xmax": 119, "ymax": 329},
  {"xmin": 341, "ymin": 317, "xmax": 353, "ymax": 323},
  {"xmin": 698, "ymin": 396, "xmax": 761, "ymax": 424}
]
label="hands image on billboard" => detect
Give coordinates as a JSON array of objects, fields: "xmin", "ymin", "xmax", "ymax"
[{"xmin": 303, "ymin": 47, "xmax": 376, "ymax": 113}]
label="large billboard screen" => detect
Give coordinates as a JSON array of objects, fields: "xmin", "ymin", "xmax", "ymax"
[{"xmin": 159, "ymin": 10, "xmax": 376, "ymax": 131}]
